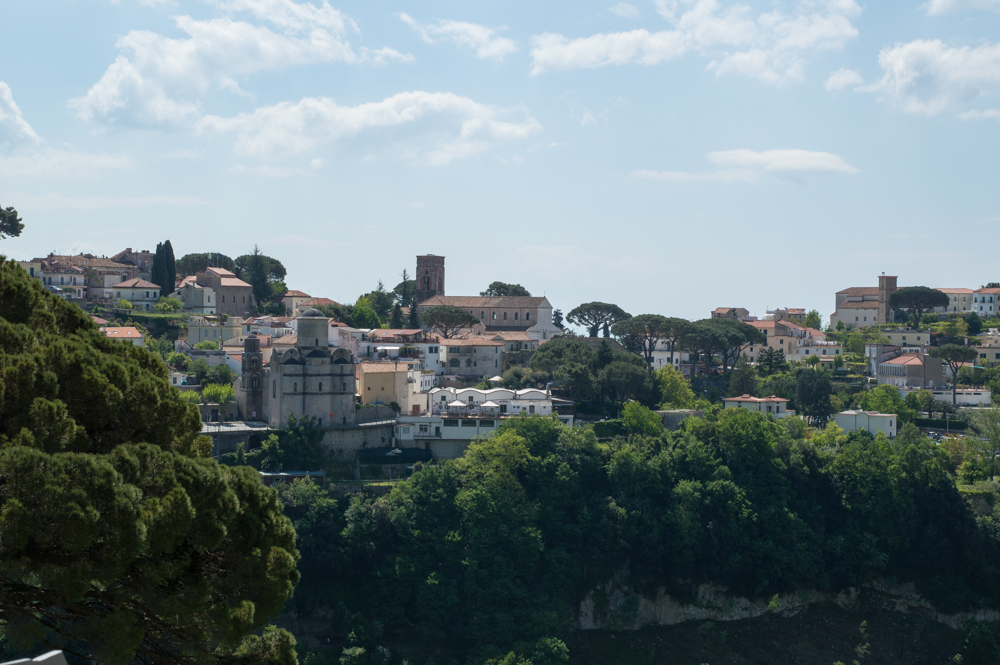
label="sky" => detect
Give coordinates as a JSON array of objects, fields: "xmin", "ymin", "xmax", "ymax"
[{"xmin": 1, "ymin": 0, "xmax": 999, "ymax": 326}]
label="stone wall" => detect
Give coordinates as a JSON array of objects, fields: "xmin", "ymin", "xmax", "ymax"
[{"xmin": 321, "ymin": 423, "xmax": 395, "ymax": 459}]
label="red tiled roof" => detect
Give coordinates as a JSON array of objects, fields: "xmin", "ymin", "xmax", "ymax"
[
  {"xmin": 102, "ymin": 327, "xmax": 142, "ymax": 339},
  {"xmin": 117, "ymin": 278, "xmax": 160, "ymax": 289},
  {"xmin": 837, "ymin": 287, "xmax": 879, "ymax": 296},
  {"xmin": 837, "ymin": 302, "xmax": 880, "ymax": 309},
  {"xmin": 282, "ymin": 290, "xmax": 311, "ymax": 298},
  {"xmin": 884, "ymin": 354, "xmax": 925, "ymax": 366},
  {"xmin": 299, "ymin": 297, "xmax": 340, "ymax": 307},
  {"xmin": 723, "ymin": 394, "xmax": 789, "ymax": 403}
]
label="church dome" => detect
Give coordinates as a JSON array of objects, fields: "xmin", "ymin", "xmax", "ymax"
[{"xmin": 299, "ymin": 308, "xmax": 326, "ymax": 318}]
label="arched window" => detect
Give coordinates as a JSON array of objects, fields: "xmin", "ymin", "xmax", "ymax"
[
  {"xmin": 450, "ymin": 359, "xmax": 460, "ymax": 368},
  {"xmin": 481, "ymin": 311, "xmax": 485, "ymax": 319},
  {"xmin": 272, "ymin": 380, "xmax": 276, "ymax": 398},
  {"xmin": 526, "ymin": 312, "xmax": 530, "ymax": 321},
  {"xmin": 315, "ymin": 339, "xmax": 319, "ymax": 346},
  {"xmin": 514, "ymin": 312, "xmax": 518, "ymax": 320},
  {"xmin": 294, "ymin": 383, "xmax": 298, "ymax": 392},
  {"xmin": 319, "ymin": 383, "xmax": 323, "ymax": 392},
  {"xmin": 466, "ymin": 359, "xmax": 472, "ymax": 367},
  {"xmin": 503, "ymin": 312, "xmax": 507, "ymax": 320},
  {"xmin": 492, "ymin": 312, "xmax": 496, "ymax": 320}
]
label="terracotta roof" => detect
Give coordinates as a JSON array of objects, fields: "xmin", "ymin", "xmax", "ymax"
[
  {"xmin": 369, "ymin": 329, "xmax": 426, "ymax": 338},
  {"xmin": 749, "ymin": 320, "xmax": 777, "ymax": 329},
  {"xmin": 282, "ymin": 290, "xmax": 311, "ymax": 298},
  {"xmin": 418, "ymin": 295, "xmax": 548, "ymax": 308},
  {"xmin": 883, "ymin": 354, "xmax": 925, "ymax": 366},
  {"xmin": 937, "ymin": 288, "xmax": 973, "ymax": 294},
  {"xmin": 805, "ymin": 327, "xmax": 826, "ymax": 338},
  {"xmin": 713, "ymin": 307, "xmax": 737, "ymax": 314},
  {"xmin": 837, "ymin": 287, "xmax": 879, "ymax": 296},
  {"xmin": 723, "ymin": 394, "xmax": 789, "ymax": 403},
  {"xmin": 102, "ymin": 327, "xmax": 142, "ymax": 339},
  {"xmin": 205, "ymin": 267, "xmax": 237, "ymax": 277},
  {"xmin": 787, "ymin": 308, "xmax": 805, "ymax": 314},
  {"xmin": 91, "ymin": 315, "xmax": 108, "ymax": 325},
  {"xmin": 492, "ymin": 331, "xmax": 534, "ymax": 341},
  {"xmin": 116, "ymin": 278, "xmax": 161, "ymax": 289},
  {"xmin": 441, "ymin": 337, "xmax": 504, "ymax": 347},
  {"xmin": 975, "ymin": 288, "xmax": 1000, "ymax": 294},
  {"xmin": 220, "ymin": 277, "xmax": 252, "ymax": 288},
  {"xmin": 299, "ymin": 297, "xmax": 340, "ymax": 308},
  {"xmin": 47, "ymin": 254, "xmax": 135, "ymax": 270},
  {"xmin": 359, "ymin": 362, "xmax": 410, "ymax": 373},
  {"xmin": 176, "ymin": 275, "xmax": 199, "ymax": 288},
  {"xmin": 273, "ymin": 334, "xmax": 297, "ymax": 346},
  {"xmin": 837, "ymin": 302, "xmax": 880, "ymax": 309}
]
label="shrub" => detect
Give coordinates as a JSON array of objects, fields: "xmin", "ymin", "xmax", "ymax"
[
  {"xmin": 202, "ymin": 383, "xmax": 234, "ymax": 405},
  {"xmin": 194, "ymin": 340, "xmax": 218, "ymax": 350}
]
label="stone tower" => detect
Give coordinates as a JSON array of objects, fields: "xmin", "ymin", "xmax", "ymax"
[
  {"xmin": 414, "ymin": 254, "xmax": 445, "ymax": 304},
  {"xmin": 878, "ymin": 274, "xmax": 898, "ymax": 324},
  {"xmin": 241, "ymin": 333, "xmax": 264, "ymax": 421}
]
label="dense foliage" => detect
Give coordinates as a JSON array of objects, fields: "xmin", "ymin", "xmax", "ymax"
[
  {"xmin": 285, "ymin": 413, "xmax": 1000, "ymax": 662},
  {"xmin": 0, "ymin": 259, "xmax": 299, "ymax": 664}
]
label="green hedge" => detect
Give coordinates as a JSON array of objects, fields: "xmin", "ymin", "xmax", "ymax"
[
  {"xmin": 592, "ymin": 419, "xmax": 625, "ymax": 438},
  {"xmin": 913, "ymin": 417, "xmax": 967, "ymax": 430}
]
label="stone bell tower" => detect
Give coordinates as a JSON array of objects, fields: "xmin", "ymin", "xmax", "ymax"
[
  {"xmin": 241, "ymin": 333, "xmax": 264, "ymax": 421},
  {"xmin": 414, "ymin": 254, "xmax": 445, "ymax": 304}
]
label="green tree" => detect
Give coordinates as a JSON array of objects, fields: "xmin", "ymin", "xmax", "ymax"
[
  {"xmin": 678, "ymin": 320, "xmax": 727, "ymax": 376},
  {"xmin": 481, "ymin": 281, "xmax": 531, "ymax": 297},
  {"xmin": 965, "ymin": 406, "xmax": 1000, "ymax": 481},
  {"xmin": 0, "ymin": 258, "xmax": 298, "ymax": 663},
  {"xmin": 656, "ymin": 365, "xmax": 695, "ymax": 407},
  {"xmin": 239, "ymin": 245, "xmax": 277, "ymax": 308},
  {"xmin": 803, "ymin": 309, "xmax": 822, "ymax": 329},
  {"xmin": 421, "ymin": 305, "xmax": 479, "ymax": 338},
  {"xmin": 0, "ymin": 206, "xmax": 24, "ymax": 239},
  {"xmin": 858, "ymin": 384, "xmax": 915, "ymax": 422},
  {"xmin": 622, "ymin": 401, "xmax": 662, "ymax": 436},
  {"xmin": 352, "ymin": 296, "xmax": 381, "ymax": 329},
  {"xmin": 566, "ymin": 302, "xmax": 631, "ymax": 337},
  {"xmin": 150, "ymin": 239, "xmax": 177, "ymax": 297},
  {"xmin": 202, "ymin": 382, "xmax": 235, "ymax": 405},
  {"xmin": 389, "ymin": 302, "xmax": 404, "ymax": 329},
  {"xmin": 709, "ymin": 318, "xmax": 764, "ymax": 373},
  {"xmin": 795, "ymin": 367, "xmax": 834, "ymax": 422},
  {"xmin": 552, "ymin": 308, "xmax": 565, "ymax": 329},
  {"xmin": 189, "ymin": 357, "xmax": 212, "ymax": 384},
  {"xmin": 599, "ymin": 361, "xmax": 649, "ymax": 407},
  {"xmin": 833, "ymin": 353, "xmax": 844, "ymax": 370},
  {"xmin": 175, "ymin": 252, "xmax": 235, "ymax": 276},
  {"xmin": 727, "ymin": 356, "xmax": 759, "ymax": 397},
  {"xmin": 611, "ymin": 314, "xmax": 671, "ymax": 365},
  {"xmin": 888, "ymin": 286, "xmax": 949, "ymax": 328},
  {"xmin": 758, "ymin": 347, "xmax": 788, "ymax": 376},
  {"xmin": 965, "ymin": 311, "xmax": 984, "ymax": 336},
  {"xmin": 195, "ymin": 340, "xmax": 219, "ymax": 350},
  {"xmin": 930, "ymin": 344, "xmax": 979, "ymax": 404},
  {"xmin": 154, "ymin": 295, "xmax": 183, "ymax": 313},
  {"xmin": 501, "ymin": 365, "xmax": 548, "ymax": 389},
  {"xmin": 407, "ymin": 303, "xmax": 421, "ymax": 329},
  {"xmin": 394, "ymin": 269, "xmax": 415, "ymax": 307},
  {"xmin": 115, "ymin": 297, "xmax": 133, "ymax": 310},
  {"xmin": 208, "ymin": 364, "xmax": 237, "ymax": 386},
  {"xmin": 361, "ymin": 280, "xmax": 395, "ymax": 320}
]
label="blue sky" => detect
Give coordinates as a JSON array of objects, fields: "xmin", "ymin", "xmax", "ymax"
[{"xmin": 1, "ymin": 0, "xmax": 999, "ymax": 325}]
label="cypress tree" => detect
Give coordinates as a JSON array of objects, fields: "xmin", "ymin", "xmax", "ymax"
[
  {"xmin": 163, "ymin": 240, "xmax": 176, "ymax": 296},
  {"xmin": 150, "ymin": 242, "xmax": 164, "ymax": 294},
  {"xmin": 408, "ymin": 303, "xmax": 421, "ymax": 329}
]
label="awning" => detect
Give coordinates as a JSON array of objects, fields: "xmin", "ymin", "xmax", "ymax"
[
  {"xmin": 448, "ymin": 400, "xmax": 466, "ymax": 407},
  {"xmin": 489, "ymin": 375, "xmax": 503, "ymax": 382},
  {"xmin": 481, "ymin": 401, "xmax": 500, "ymax": 407}
]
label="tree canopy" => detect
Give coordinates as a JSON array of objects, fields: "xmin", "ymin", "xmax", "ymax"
[
  {"xmin": 150, "ymin": 240, "xmax": 176, "ymax": 297},
  {"xmin": 888, "ymin": 287, "xmax": 949, "ymax": 328},
  {"xmin": 610, "ymin": 314, "xmax": 671, "ymax": 365},
  {"xmin": 175, "ymin": 252, "xmax": 235, "ymax": 276},
  {"xmin": 480, "ymin": 281, "xmax": 531, "ymax": 297},
  {"xmin": 566, "ymin": 302, "xmax": 631, "ymax": 337},
  {"xmin": 803, "ymin": 310, "xmax": 821, "ymax": 329},
  {"xmin": 0, "ymin": 257, "xmax": 298, "ymax": 663},
  {"xmin": 421, "ymin": 305, "xmax": 479, "ymax": 338},
  {"xmin": 930, "ymin": 344, "xmax": 979, "ymax": 404},
  {"xmin": 235, "ymin": 248, "xmax": 286, "ymax": 306},
  {"xmin": 1, "ymin": 206, "xmax": 24, "ymax": 240},
  {"xmin": 678, "ymin": 319, "xmax": 728, "ymax": 375}
]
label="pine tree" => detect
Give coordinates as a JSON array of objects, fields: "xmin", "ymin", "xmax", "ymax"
[
  {"xmin": 408, "ymin": 303, "xmax": 421, "ymax": 329},
  {"xmin": 150, "ymin": 242, "xmax": 165, "ymax": 294},
  {"xmin": 390, "ymin": 303, "xmax": 404, "ymax": 328}
]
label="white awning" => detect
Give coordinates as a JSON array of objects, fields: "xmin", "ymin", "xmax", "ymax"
[
  {"xmin": 448, "ymin": 400, "xmax": 466, "ymax": 407},
  {"xmin": 489, "ymin": 375, "xmax": 503, "ymax": 382},
  {"xmin": 481, "ymin": 401, "xmax": 500, "ymax": 407}
]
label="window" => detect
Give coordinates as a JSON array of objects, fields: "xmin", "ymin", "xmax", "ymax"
[
  {"xmin": 514, "ymin": 312, "xmax": 518, "ymax": 320},
  {"xmin": 460, "ymin": 419, "xmax": 477, "ymax": 427},
  {"xmin": 480, "ymin": 420, "xmax": 495, "ymax": 427},
  {"xmin": 319, "ymin": 383, "xmax": 323, "ymax": 391},
  {"xmin": 529, "ymin": 405, "xmax": 535, "ymax": 414},
  {"xmin": 243, "ymin": 296, "xmax": 246, "ymax": 304},
  {"xmin": 222, "ymin": 295, "xmax": 226, "ymax": 303},
  {"xmin": 492, "ymin": 312, "xmax": 496, "ymax": 320},
  {"xmin": 367, "ymin": 386, "xmax": 371, "ymax": 390},
  {"xmin": 503, "ymin": 312, "xmax": 508, "ymax": 320},
  {"xmin": 526, "ymin": 313, "xmax": 530, "ymax": 321},
  {"xmin": 465, "ymin": 359, "xmax": 472, "ymax": 367},
  {"xmin": 481, "ymin": 311, "xmax": 485, "ymax": 319},
  {"xmin": 444, "ymin": 420, "xmax": 459, "ymax": 427},
  {"xmin": 450, "ymin": 359, "xmax": 460, "ymax": 368},
  {"xmin": 294, "ymin": 383, "xmax": 298, "ymax": 392},
  {"xmin": 273, "ymin": 380, "xmax": 276, "ymax": 398}
]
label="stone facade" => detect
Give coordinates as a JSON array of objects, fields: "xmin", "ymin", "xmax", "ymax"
[
  {"xmin": 241, "ymin": 334, "xmax": 265, "ymax": 421},
  {"xmin": 414, "ymin": 254, "xmax": 445, "ymax": 304},
  {"xmin": 197, "ymin": 267, "xmax": 255, "ymax": 319},
  {"xmin": 266, "ymin": 309, "xmax": 356, "ymax": 429}
]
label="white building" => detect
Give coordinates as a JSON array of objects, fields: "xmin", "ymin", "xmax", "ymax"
[
  {"xmin": 834, "ymin": 410, "xmax": 897, "ymax": 438},
  {"xmin": 897, "ymin": 387, "xmax": 992, "ymax": 407},
  {"xmin": 973, "ymin": 288, "xmax": 1000, "ymax": 316},
  {"xmin": 101, "ymin": 326, "xmax": 144, "ymax": 347},
  {"xmin": 395, "ymin": 386, "xmax": 573, "ymax": 459},
  {"xmin": 113, "ymin": 278, "xmax": 161, "ymax": 311},
  {"xmin": 171, "ymin": 276, "xmax": 216, "ymax": 314},
  {"xmin": 722, "ymin": 394, "xmax": 793, "ymax": 418}
]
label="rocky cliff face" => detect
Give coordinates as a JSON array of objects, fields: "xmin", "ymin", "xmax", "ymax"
[{"xmin": 578, "ymin": 581, "xmax": 1000, "ymax": 631}]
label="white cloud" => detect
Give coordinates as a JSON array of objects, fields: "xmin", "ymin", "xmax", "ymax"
[
  {"xmin": 825, "ymin": 67, "xmax": 864, "ymax": 91},
  {"xmin": 925, "ymin": 0, "xmax": 1000, "ymax": 14},
  {"xmin": 530, "ymin": 0, "xmax": 861, "ymax": 84},
  {"xmin": 0, "ymin": 150, "xmax": 131, "ymax": 178},
  {"xmin": 580, "ymin": 110, "xmax": 597, "ymax": 125},
  {"xmin": 72, "ymin": 0, "xmax": 410, "ymax": 127},
  {"xmin": 708, "ymin": 148, "xmax": 858, "ymax": 172},
  {"xmin": 610, "ymin": 3, "xmax": 641, "ymax": 18},
  {"xmin": 865, "ymin": 39, "xmax": 1000, "ymax": 115},
  {"xmin": 635, "ymin": 148, "xmax": 857, "ymax": 182},
  {"xmin": 17, "ymin": 193, "xmax": 206, "ymax": 211},
  {"xmin": 0, "ymin": 82, "xmax": 40, "ymax": 146},
  {"xmin": 197, "ymin": 91, "xmax": 542, "ymax": 164},
  {"xmin": 399, "ymin": 14, "xmax": 517, "ymax": 61},
  {"xmin": 960, "ymin": 108, "xmax": 1000, "ymax": 120}
]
